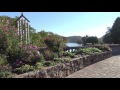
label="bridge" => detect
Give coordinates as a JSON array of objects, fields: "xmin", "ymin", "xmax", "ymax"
[{"xmin": 66, "ymin": 44, "xmax": 120, "ymax": 78}]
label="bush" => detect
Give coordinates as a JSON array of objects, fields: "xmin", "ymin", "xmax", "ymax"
[
  {"xmin": 15, "ymin": 64, "xmax": 34, "ymax": 74},
  {"xmin": 43, "ymin": 61, "xmax": 57, "ymax": 67},
  {"xmin": 0, "ymin": 70, "xmax": 12, "ymax": 78},
  {"xmin": 53, "ymin": 53, "xmax": 58, "ymax": 58},
  {"xmin": 76, "ymin": 47, "xmax": 102, "ymax": 55},
  {"xmin": 21, "ymin": 50, "xmax": 43, "ymax": 65},
  {"xmin": 98, "ymin": 44, "xmax": 112, "ymax": 51},
  {"xmin": 0, "ymin": 54, "xmax": 8, "ymax": 66},
  {"xmin": 0, "ymin": 24, "xmax": 22, "ymax": 63},
  {"xmin": 43, "ymin": 50, "xmax": 54, "ymax": 61},
  {"xmin": 62, "ymin": 52, "xmax": 75, "ymax": 58},
  {"xmin": 35, "ymin": 62, "xmax": 43, "ymax": 70},
  {"xmin": 0, "ymin": 65, "xmax": 12, "ymax": 78},
  {"xmin": 53, "ymin": 57, "xmax": 71, "ymax": 63},
  {"xmin": 43, "ymin": 61, "xmax": 51, "ymax": 67}
]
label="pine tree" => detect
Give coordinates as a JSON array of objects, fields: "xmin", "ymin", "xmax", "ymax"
[{"xmin": 111, "ymin": 17, "xmax": 120, "ymax": 44}]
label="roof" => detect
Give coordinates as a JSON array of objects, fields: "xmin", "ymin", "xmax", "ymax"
[{"xmin": 16, "ymin": 12, "xmax": 30, "ymax": 22}]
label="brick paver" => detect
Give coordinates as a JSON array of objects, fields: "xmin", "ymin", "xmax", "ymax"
[{"xmin": 66, "ymin": 55, "xmax": 120, "ymax": 78}]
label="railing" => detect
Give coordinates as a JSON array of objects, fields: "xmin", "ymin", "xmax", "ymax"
[{"xmin": 63, "ymin": 46, "xmax": 84, "ymax": 52}]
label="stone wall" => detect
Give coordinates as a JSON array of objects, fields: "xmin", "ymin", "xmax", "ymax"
[{"xmin": 14, "ymin": 51, "xmax": 112, "ymax": 78}]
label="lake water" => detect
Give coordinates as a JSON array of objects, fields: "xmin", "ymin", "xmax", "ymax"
[{"xmin": 66, "ymin": 43, "xmax": 82, "ymax": 47}]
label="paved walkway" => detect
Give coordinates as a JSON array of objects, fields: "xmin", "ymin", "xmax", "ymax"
[{"xmin": 66, "ymin": 48, "xmax": 120, "ymax": 78}]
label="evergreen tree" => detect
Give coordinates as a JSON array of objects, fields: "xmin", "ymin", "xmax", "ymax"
[{"xmin": 111, "ymin": 17, "xmax": 120, "ymax": 44}]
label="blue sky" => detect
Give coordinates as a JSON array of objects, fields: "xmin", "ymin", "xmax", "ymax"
[{"xmin": 0, "ymin": 12, "xmax": 120, "ymax": 38}]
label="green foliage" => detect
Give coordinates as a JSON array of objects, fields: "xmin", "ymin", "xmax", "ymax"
[
  {"xmin": 103, "ymin": 33, "xmax": 112, "ymax": 44},
  {"xmin": 0, "ymin": 54, "xmax": 8, "ymax": 65},
  {"xmin": 76, "ymin": 47, "xmax": 102, "ymax": 55},
  {"xmin": 21, "ymin": 50, "xmax": 43, "ymax": 65},
  {"xmin": 103, "ymin": 27, "xmax": 112, "ymax": 44},
  {"xmin": 82, "ymin": 35, "xmax": 88, "ymax": 45},
  {"xmin": 53, "ymin": 53, "xmax": 59, "ymax": 58},
  {"xmin": 38, "ymin": 30, "xmax": 67, "ymax": 47},
  {"xmin": 30, "ymin": 32, "xmax": 41, "ymax": 47},
  {"xmin": 98, "ymin": 38, "xmax": 104, "ymax": 44},
  {"xmin": 43, "ymin": 61, "xmax": 56, "ymax": 67},
  {"xmin": 40, "ymin": 54, "xmax": 45, "ymax": 62},
  {"xmin": 53, "ymin": 57, "xmax": 71, "ymax": 63},
  {"xmin": 15, "ymin": 64, "xmax": 34, "ymax": 74},
  {"xmin": 0, "ymin": 65, "xmax": 12, "ymax": 78},
  {"xmin": 110, "ymin": 17, "xmax": 120, "ymax": 44},
  {"xmin": 86, "ymin": 36, "xmax": 98, "ymax": 45},
  {"xmin": 35, "ymin": 62, "xmax": 43, "ymax": 70},
  {"xmin": 0, "ymin": 16, "xmax": 24, "ymax": 63},
  {"xmin": 77, "ymin": 39, "xmax": 83, "ymax": 44},
  {"xmin": 43, "ymin": 50, "xmax": 54, "ymax": 61},
  {"xmin": 44, "ymin": 32, "xmax": 66, "ymax": 58},
  {"xmin": 62, "ymin": 52, "xmax": 75, "ymax": 58},
  {"xmin": 43, "ymin": 57, "xmax": 71, "ymax": 67},
  {"xmin": 67, "ymin": 36, "xmax": 82, "ymax": 43},
  {"xmin": 0, "ymin": 70, "xmax": 12, "ymax": 78}
]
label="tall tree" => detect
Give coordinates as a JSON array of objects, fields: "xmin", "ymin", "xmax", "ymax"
[
  {"xmin": 110, "ymin": 17, "xmax": 120, "ymax": 44},
  {"xmin": 103, "ymin": 33, "xmax": 112, "ymax": 44},
  {"xmin": 103, "ymin": 27, "xmax": 112, "ymax": 44}
]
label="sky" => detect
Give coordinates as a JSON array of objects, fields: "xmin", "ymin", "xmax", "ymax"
[{"xmin": 0, "ymin": 12, "xmax": 120, "ymax": 38}]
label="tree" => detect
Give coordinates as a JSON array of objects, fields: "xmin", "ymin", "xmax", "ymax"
[
  {"xmin": 44, "ymin": 34, "xmax": 63, "ymax": 58},
  {"xmin": 77, "ymin": 39, "xmax": 83, "ymax": 44},
  {"xmin": 82, "ymin": 35, "xmax": 88, "ymax": 45},
  {"xmin": 86, "ymin": 36, "xmax": 98, "ymax": 45},
  {"xmin": 30, "ymin": 32, "xmax": 41, "ymax": 47},
  {"xmin": 103, "ymin": 33, "xmax": 112, "ymax": 44},
  {"xmin": 98, "ymin": 38, "xmax": 103, "ymax": 44},
  {"xmin": 110, "ymin": 17, "xmax": 120, "ymax": 44}
]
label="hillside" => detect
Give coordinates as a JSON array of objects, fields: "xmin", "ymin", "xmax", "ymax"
[{"xmin": 66, "ymin": 36, "xmax": 82, "ymax": 43}]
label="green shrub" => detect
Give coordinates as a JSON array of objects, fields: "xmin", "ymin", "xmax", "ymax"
[
  {"xmin": 53, "ymin": 57, "xmax": 71, "ymax": 63},
  {"xmin": 53, "ymin": 53, "xmax": 58, "ymax": 58},
  {"xmin": 62, "ymin": 52, "xmax": 75, "ymax": 58},
  {"xmin": 76, "ymin": 47, "xmax": 102, "ymax": 55},
  {"xmin": 0, "ymin": 65, "xmax": 12, "ymax": 78},
  {"xmin": 50, "ymin": 61, "xmax": 56, "ymax": 66},
  {"xmin": 43, "ymin": 61, "xmax": 57, "ymax": 67},
  {"xmin": 43, "ymin": 61, "xmax": 51, "ymax": 67},
  {"xmin": 0, "ymin": 70, "xmax": 12, "ymax": 78},
  {"xmin": 35, "ymin": 62, "xmax": 43, "ymax": 70},
  {"xmin": 21, "ymin": 50, "xmax": 44, "ymax": 65},
  {"xmin": 40, "ymin": 54, "xmax": 45, "ymax": 62},
  {"xmin": 63, "ymin": 57, "xmax": 71, "ymax": 61},
  {"xmin": 15, "ymin": 64, "xmax": 34, "ymax": 74},
  {"xmin": 43, "ymin": 50, "xmax": 54, "ymax": 61},
  {"xmin": 0, "ymin": 54, "xmax": 8, "ymax": 65}
]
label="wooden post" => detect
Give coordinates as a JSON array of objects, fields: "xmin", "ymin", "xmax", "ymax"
[
  {"xmin": 17, "ymin": 21, "xmax": 19, "ymax": 37},
  {"xmin": 28, "ymin": 23, "xmax": 30, "ymax": 44},
  {"xmin": 25, "ymin": 21, "xmax": 27, "ymax": 44},
  {"xmin": 20, "ymin": 20, "xmax": 22, "ymax": 44}
]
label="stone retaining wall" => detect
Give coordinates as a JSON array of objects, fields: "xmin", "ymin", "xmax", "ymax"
[{"xmin": 14, "ymin": 51, "xmax": 112, "ymax": 78}]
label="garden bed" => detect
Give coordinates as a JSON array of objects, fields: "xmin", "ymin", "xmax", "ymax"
[{"xmin": 13, "ymin": 51, "xmax": 112, "ymax": 78}]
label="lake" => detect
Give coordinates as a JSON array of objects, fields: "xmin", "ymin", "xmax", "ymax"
[{"xmin": 66, "ymin": 43, "xmax": 83, "ymax": 47}]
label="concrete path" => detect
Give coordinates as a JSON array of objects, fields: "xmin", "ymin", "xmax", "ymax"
[{"xmin": 66, "ymin": 55, "xmax": 120, "ymax": 78}]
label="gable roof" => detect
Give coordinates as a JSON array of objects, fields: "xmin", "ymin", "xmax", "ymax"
[{"xmin": 16, "ymin": 12, "xmax": 30, "ymax": 22}]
